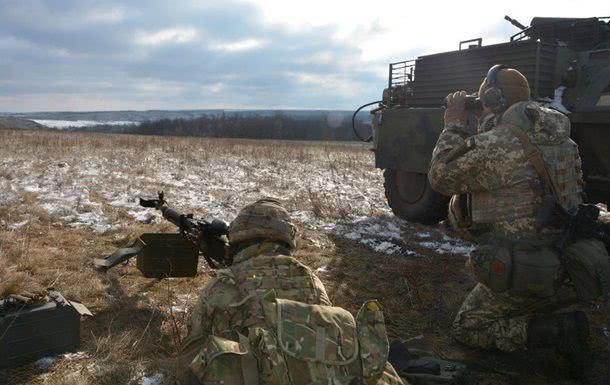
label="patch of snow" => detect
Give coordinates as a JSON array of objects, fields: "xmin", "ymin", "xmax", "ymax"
[
  {"xmin": 62, "ymin": 351, "xmax": 89, "ymax": 360},
  {"xmin": 0, "ymin": 191, "xmax": 12, "ymax": 206},
  {"xmin": 316, "ymin": 265, "xmax": 330, "ymax": 274},
  {"xmin": 374, "ymin": 241, "xmax": 399, "ymax": 253},
  {"xmin": 32, "ymin": 119, "xmax": 140, "ymax": 129},
  {"xmin": 344, "ymin": 231, "xmax": 361, "ymax": 240},
  {"xmin": 46, "ymin": 204, "xmax": 76, "ymax": 218},
  {"xmin": 141, "ymin": 373, "xmax": 164, "ymax": 385},
  {"xmin": 91, "ymin": 223, "xmax": 116, "ymax": 235},
  {"xmin": 332, "ymin": 216, "xmax": 411, "ymax": 256},
  {"xmin": 170, "ymin": 305, "xmax": 188, "ymax": 313},
  {"xmin": 34, "ymin": 356, "xmax": 56, "ymax": 370},
  {"xmin": 33, "ymin": 351, "xmax": 89, "ymax": 370},
  {"xmin": 130, "ymin": 210, "xmax": 155, "ymax": 224},
  {"xmin": 418, "ymin": 240, "xmax": 475, "ymax": 256},
  {"xmin": 9, "ymin": 219, "xmax": 29, "ymax": 230}
]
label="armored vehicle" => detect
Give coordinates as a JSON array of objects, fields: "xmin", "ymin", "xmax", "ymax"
[{"xmin": 356, "ymin": 16, "xmax": 610, "ymax": 224}]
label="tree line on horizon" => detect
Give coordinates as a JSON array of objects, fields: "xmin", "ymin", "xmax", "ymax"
[{"xmin": 90, "ymin": 111, "xmax": 371, "ymax": 141}]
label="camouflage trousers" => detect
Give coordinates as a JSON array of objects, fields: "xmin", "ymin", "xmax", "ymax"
[{"xmin": 453, "ymin": 283, "xmax": 547, "ymax": 352}]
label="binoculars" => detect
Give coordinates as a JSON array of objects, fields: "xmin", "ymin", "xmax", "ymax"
[{"xmin": 464, "ymin": 95, "xmax": 483, "ymax": 111}]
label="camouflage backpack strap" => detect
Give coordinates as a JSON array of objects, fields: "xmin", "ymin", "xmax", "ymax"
[
  {"xmin": 506, "ymin": 123, "xmax": 559, "ymax": 200},
  {"xmin": 506, "ymin": 123, "xmax": 566, "ymax": 229},
  {"xmin": 94, "ymin": 239, "xmax": 143, "ymax": 271},
  {"xmin": 238, "ymin": 333, "xmax": 260, "ymax": 385}
]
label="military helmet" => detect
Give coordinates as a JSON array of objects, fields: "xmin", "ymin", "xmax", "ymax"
[
  {"xmin": 229, "ymin": 198, "xmax": 297, "ymax": 249},
  {"xmin": 478, "ymin": 66, "xmax": 530, "ymax": 111}
]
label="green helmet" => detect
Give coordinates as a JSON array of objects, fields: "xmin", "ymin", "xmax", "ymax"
[{"xmin": 229, "ymin": 198, "xmax": 297, "ymax": 249}]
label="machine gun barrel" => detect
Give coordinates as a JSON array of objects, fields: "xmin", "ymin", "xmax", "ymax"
[
  {"xmin": 159, "ymin": 206, "xmax": 182, "ymax": 227},
  {"xmin": 504, "ymin": 15, "xmax": 528, "ymax": 30},
  {"xmin": 139, "ymin": 192, "xmax": 230, "ymax": 268}
]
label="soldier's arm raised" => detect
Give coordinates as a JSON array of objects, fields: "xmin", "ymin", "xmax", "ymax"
[{"xmin": 429, "ymin": 126, "xmax": 509, "ymax": 196}]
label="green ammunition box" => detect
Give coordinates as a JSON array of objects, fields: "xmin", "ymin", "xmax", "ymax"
[
  {"xmin": 0, "ymin": 290, "xmax": 89, "ymax": 369},
  {"xmin": 136, "ymin": 233, "xmax": 199, "ymax": 278}
]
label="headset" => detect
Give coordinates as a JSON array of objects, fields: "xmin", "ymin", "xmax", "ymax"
[{"xmin": 481, "ymin": 64, "xmax": 508, "ymax": 113}]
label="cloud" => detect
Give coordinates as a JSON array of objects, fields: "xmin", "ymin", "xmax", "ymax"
[
  {"xmin": 0, "ymin": 0, "xmax": 607, "ymax": 112},
  {"xmin": 210, "ymin": 38, "xmax": 267, "ymax": 53},
  {"xmin": 136, "ymin": 27, "xmax": 199, "ymax": 45},
  {"xmin": 85, "ymin": 7, "xmax": 127, "ymax": 24}
]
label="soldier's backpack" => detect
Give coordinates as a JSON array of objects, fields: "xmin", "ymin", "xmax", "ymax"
[
  {"xmin": 188, "ymin": 291, "xmax": 403, "ymax": 385},
  {"xmin": 562, "ymin": 238, "xmax": 610, "ymax": 301},
  {"xmin": 508, "ymin": 124, "xmax": 610, "ymax": 301}
]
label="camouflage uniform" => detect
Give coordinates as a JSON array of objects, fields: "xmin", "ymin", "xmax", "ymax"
[
  {"xmin": 429, "ymin": 101, "xmax": 584, "ymax": 352},
  {"xmin": 176, "ymin": 199, "xmax": 405, "ymax": 385}
]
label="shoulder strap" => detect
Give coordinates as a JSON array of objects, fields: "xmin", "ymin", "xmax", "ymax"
[
  {"xmin": 94, "ymin": 240, "xmax": 143, "ymax": 271},
  {"xmin": 505, "ymin": 123, "xmax": 559, "ymax": 201}
]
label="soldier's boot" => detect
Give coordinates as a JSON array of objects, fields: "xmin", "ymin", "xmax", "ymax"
[{"xmin": 527, "ymin": 311, "xmax": 591, "ymax": 378}]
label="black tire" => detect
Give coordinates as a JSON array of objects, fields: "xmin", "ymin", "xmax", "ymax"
[{"xmin": 383, "ymin": 169, "xmax": 450, "ymax": 224}]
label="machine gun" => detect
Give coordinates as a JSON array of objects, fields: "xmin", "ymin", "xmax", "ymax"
[
  {"xmin": 139, "ymin": 192, "xmax": 231, "ymax": 268},
  {"xmin": 94, "ymin": 192, "xmax": 230, "ymax": 274},
  {"xmin": 555, "ymin": 204, "xmax": 609, "ymax": 253},
  {"xmin": 504, "ymin": 15, "xmax": 528, "ymax": 30}
]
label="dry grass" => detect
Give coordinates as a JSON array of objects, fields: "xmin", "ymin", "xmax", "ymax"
[{"xmin": 0, "ymin": 128, "xmax": 608, "ymax": 385}]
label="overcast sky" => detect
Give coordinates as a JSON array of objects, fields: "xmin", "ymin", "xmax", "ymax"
[{"xmin": 0, "ymin": 0, "xmax": 607, "ymax": 112}]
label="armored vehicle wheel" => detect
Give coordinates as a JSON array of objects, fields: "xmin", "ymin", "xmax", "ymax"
[{"xmin": 383, "ymin": 169, "xmax": 449, "ymax": 224}]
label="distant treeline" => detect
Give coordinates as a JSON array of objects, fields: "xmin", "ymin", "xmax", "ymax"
[{"xmin": 90, "ymin": 112, "xmax": 371, "ymax": 141}]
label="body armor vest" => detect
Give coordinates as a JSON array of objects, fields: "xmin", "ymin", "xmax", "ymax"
[
  {"xmin": 470, "ymin": 102, "xmax": 583, "ymax": 231},
  {"xmin": 229, "ymin": 252, "xmax": 328, "ymax": 330}
]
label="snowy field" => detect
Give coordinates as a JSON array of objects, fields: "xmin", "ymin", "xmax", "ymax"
[
  {"xmin": 0, "ymin": 130, "xmax": 473, "ymax": 259},
  {"xmin": 0, "ymin": 129, "xmax": 483, "ymax": 385}
]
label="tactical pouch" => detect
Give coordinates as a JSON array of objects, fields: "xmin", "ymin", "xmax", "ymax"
[
  {"xmin": 511, "ymin": 241, "xmax": 560, "ymax": 298},
  {"xmin": 260, "ymin": 293, "xmax": 364, "ymax": 385},
  {"xmin": 189, "ymin": 336, "xmax": 248, "ymax": 385},
  {"xmin": 468, "ymin": 244, "xmax": 512, "ymax": 293},
  {"xmin": 562, "ymin": 238, "xmax": 610, "ymax": 301},
  {"xmin": 274, "ymin": 297, "xmax": 359, "ymax": 365},
  {"xmin": 356, "ymin": 300, "xmax": 390, "ymax": 385}
]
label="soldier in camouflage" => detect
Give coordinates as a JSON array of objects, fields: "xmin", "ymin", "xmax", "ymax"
[
  {"xmin": 176, "ymin": 198, "xmax": 405, "ymax": 385},
  {"xmin": 428, "ymin": 66, "xmax": 591, "ymax": 372}
]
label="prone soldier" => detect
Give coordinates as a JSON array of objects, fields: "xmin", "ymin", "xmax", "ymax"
[{"xmin": 175, "ymin": 198, "xmax": 405, "ymax": 385}]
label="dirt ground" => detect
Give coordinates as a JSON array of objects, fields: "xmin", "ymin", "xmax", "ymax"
[{"xmin": 0, "ymin": 129, "xmax": 608, "ymax": 385}]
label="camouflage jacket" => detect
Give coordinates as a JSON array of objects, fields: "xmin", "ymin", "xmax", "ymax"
[
  {"xmin": 176, "ymin": 242, "xmax": 332, "ymax": 384},
  {"xmin": 176, "ymin": 242, "xmax": 405, "ymax": 385},
  {"xmin": 185, "ymin": 241, "xmax": 331, "ymax": 341},
  {"xmin": 429, "ymin": 101, "xmax": 584, "ymax": 237}
]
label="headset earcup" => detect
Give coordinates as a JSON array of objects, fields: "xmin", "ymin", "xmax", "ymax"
[{"xmin": 482, "ymin": 86, "xmax": 507, "ymax": 112}]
